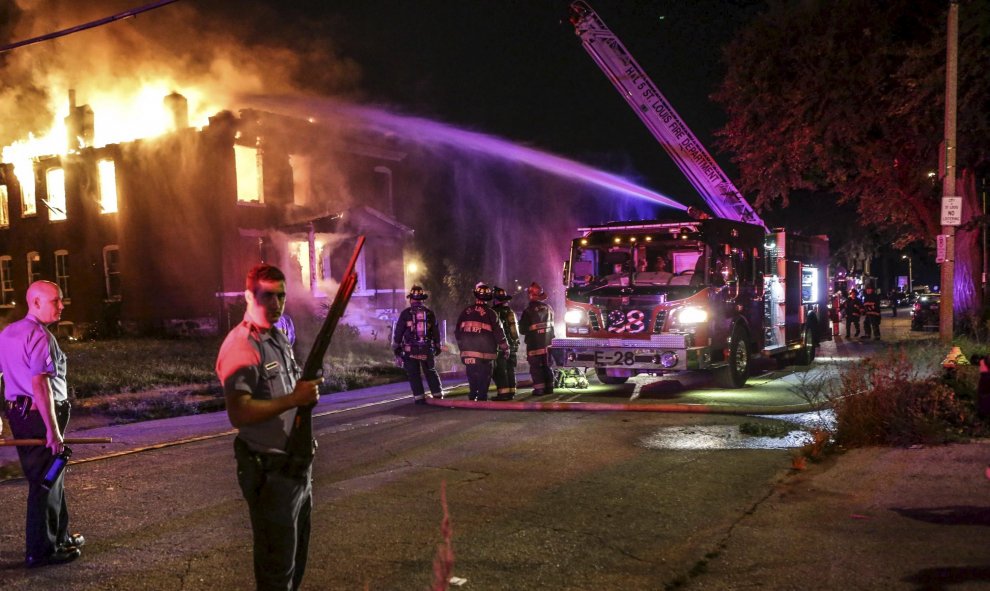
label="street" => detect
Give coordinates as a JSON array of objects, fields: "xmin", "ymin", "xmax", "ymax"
[
  {"xmin": 0, "ymin": 309, "xmax": 934, "ymax": 590},
  {"xmin": 0, "ymin": 400, "xmax": 798, "ymax": 590}
]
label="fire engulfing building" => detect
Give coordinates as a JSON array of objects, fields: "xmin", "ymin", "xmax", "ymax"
[{"xmin": 0, "ymin": 95, "xmax": 413, "ymax": 340}]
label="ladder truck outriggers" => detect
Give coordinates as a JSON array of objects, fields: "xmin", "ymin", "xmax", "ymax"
[{"xmin": 550, "ymin": 2, "xmax": 831, "ymax": 388}]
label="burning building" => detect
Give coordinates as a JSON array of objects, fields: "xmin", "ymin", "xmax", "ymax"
[{"xmin": 0, "ymin": 91, "xmax": 413, "ymax": 339}]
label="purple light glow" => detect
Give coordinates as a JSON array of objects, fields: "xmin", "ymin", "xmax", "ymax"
[{"xmin": 243, "ymin": 96, "xmax": 686, "ymax": 211}]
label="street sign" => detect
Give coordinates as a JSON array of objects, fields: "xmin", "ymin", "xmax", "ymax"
[
  {"xmin": 941, "ymin": 196, "xmax": 962, "ymax": 226},
  {"xmin": 937, "ymin": 234, "xmax": 947, "ymax": 263}
]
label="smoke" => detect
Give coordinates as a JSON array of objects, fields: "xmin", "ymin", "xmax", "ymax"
[
  {"xmin": 238, "ymin": 95, "xmax": 677, "ymax": 321},
  {"xmin": 0, "ymin": 0, "xmax": 362, "ymax": 146}
]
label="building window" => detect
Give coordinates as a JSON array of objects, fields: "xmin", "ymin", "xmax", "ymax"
[
  {"xmin": 103, "ymin": 245, "xmax": 121, "ymax": 300},
  {"xmin": 16, "ymin": 161, "xmax": 36, "ymax": 217},
  {"xmin": 0, "ymin": 184, "xmax": 9, "ymax": 228},
  {"xmin": 46, "ymin": 167, "xmax": 67, "ymax": 221},
  {"xmin": 26, "ymin": 251, "xmax": 40, "ymax": 283},
  {"xmin": 289, "ymin": 154, "xmax": 312, "ymax": 207},
  {"xmin": 54, "ymin": 249, "xmax": 69, "ymax": 300},
  {"xmin": 288, "ymin": 237, "xmax": 330, "ymax": 295},
  {"xmin": 235, "ymin": 144, "xmax": 264, "ymax": 204},
  {"xmin": 98, "ymin": 159, "xmax": 118, "ymax": 214},
  {"xmin": 0, "ymin": 256, "xmax": 13, "ymax": 306}
]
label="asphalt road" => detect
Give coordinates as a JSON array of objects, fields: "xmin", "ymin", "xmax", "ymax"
[
  {"xmin": 0, "ymin": 308, "xmax": 943, "ymax": 590},
  {"xmin": 0, "ymin": 392, "xmax": 805, "ymax": 590}
]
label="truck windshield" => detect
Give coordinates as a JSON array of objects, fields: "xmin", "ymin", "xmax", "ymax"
[{"xmin": 568, "ymin": 240, "xmax": 706, "ymax": 293}]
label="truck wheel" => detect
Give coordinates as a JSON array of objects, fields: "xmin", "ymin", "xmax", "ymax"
[
  {"xmin": 595, "ymin": 368, "xmax": 629, "ymax": 385},
  {"xmin": 714, "ymin": 325, "xmax": 749, "ymax": 388},
  {"xmin": 796, "ymin": 324, "xmax": 816, "ymax": 365}
]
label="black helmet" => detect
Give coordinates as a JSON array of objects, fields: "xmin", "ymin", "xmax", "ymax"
[
  {"xmin": 407, "ymin": 285, "xmax": 428, "ymax": 301},
  {"xmin": 493, "ymin": 286, "xmax": 511, "ymax": 302},
  {"xmin": 527, "ymin": 281, "xmax": 547, "ymax": 301},
  {"xmin": 473, "ymin": 282, "xmax": 493, "ymax": 301}
]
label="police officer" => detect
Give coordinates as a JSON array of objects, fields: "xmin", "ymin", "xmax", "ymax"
[
  {"xmin": 216, "ymin": 264, "xmax": 323, "ymax": 591},
  {"xmin": 0, "ymin": 280, "xmax": 84, "ymax": 567},
  {"xmin": 519, "ymin": 282, "xmax": 556, "ymax": 397},
  {"xmin": 454, "ymin": 282, "xmax": 508, "ymax": 401},
  {"xmin": 392, "ymin": 285, "xmax": 444, "ymax": 404},
  {"xmin": 491, "ymin": 286, "xmax": 520, "ymax": 401},
  {"xmin": 862, "ymin": 285, "xmax": 882, "ymax": 340}
]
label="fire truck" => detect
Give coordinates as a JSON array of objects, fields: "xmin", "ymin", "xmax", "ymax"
[{"xmin": 549, "ymin": 2, "xmax": 831, "ymax": 388}]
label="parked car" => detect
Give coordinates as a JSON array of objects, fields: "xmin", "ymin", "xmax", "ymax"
[{"xmin": 910, "ymin": 293, "xmax": 940, "ymax": 331}]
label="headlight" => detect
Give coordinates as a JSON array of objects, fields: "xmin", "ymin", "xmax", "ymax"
[
  {"xmin": 564, "ymin": 308, "xmax": 586, "ymax": 324},
  {"xmin": 675, "ymin": 306, "xmax": 708, "ymax": 324}
]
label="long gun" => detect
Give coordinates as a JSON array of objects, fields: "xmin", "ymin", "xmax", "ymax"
[{"xmin": 283, "ymin": 235, "xmax": 366, "ymax": 477}]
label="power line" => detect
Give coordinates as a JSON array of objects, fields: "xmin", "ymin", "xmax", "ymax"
[{"xmin": 0, "ymin": 0, "xmax": 180, "ymax": 54}]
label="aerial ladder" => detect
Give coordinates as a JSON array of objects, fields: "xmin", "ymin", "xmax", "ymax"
[{"xmin": 569, "ymin": 1, "xmax": 765, "ymax": 229}]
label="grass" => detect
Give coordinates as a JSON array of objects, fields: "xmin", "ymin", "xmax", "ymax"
[
  {"xmin": 65, "ymin": 337, "xmax": 223, "ymax": 398},
  {"xmin": 61, "ymin": 331, "xmax": 405, "ymax": 424}
]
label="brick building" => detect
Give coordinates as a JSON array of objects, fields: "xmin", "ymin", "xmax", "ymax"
[{"xmin": 0, "ymin": 98, "xmax": 412, "ymax": 339}]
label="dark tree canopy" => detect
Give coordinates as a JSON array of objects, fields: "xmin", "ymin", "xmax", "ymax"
[{"xmin": 714, "ymin": 0, "xmax": 990, "ymax": 246}]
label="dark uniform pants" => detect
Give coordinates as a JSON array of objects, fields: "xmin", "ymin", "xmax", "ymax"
[
  {"xmin": 493, "ymin": 352, "xmax": 517, "ymax": 398},
  {"xmin": 863, "ymin": 315, "xmax": 880, "ymax": 339},
  {"xmin": 464, "ymin": 359, "xmax": 494, "ymax": 401},
  {"xmin": 528, "ymin": 351, "xmax": 554, "ymax": 394},
  {"xmin": 402, "ymin": 353, "xmax": 443, "ymax": 402},
  {"xmin": 5, "ymin": 400, "xmax": 71, "ymax": 559},
  {"xmin": 845, "ymin": 316, "xmax": 860, "ymax": 338},
  {"xmin": 235, "ymin": 438, "xmax": 312, "ymax": 591}
]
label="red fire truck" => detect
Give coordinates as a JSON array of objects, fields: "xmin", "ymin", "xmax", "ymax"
[
  {"xmin": 551, "ymin": 212, "xmax": 830, "ymax": 387},
  {"xmin": 549, "ymin": 3, "xmax": 831, "ymax": 387}
]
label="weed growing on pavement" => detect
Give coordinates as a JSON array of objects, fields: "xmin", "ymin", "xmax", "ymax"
[
  {"xmin": 431, "ymin": 481, "xmax": 455, "ymax": 591},
  {"xmin": 834, "ymin": 347, "xmax": 975, "ymax": 447}
]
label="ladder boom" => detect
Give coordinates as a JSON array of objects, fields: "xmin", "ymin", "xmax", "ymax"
[{"xmin": 569, "ymin": 1, "xmax": 765, "ymax": 229}]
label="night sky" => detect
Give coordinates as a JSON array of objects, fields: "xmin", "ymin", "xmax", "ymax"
[{"xmin": 268, "ymin": 0, "xmax": 765, "ymax": 214}]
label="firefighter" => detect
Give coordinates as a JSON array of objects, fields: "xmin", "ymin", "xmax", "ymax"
[
  {"xmin": 491, "ymin": 286, "xmax": 520, "ymax": 401},
  {"xmin": 843, "ymin": 289, "xmax": 863, "ymax": 338},
  {"xmin": 454, "ymin": 283, "xmax": 508, "ymax": 401},
  {"xmin": 862, "ymin": 285, "xmax": 882, "ymax": 340},
  {"xmin": 519, "ymin": 282, "xmax": 555, "ymax": 397},
  {"xmin": 393, "ymin": 285, "xmax": 444, "ymax": 404}
]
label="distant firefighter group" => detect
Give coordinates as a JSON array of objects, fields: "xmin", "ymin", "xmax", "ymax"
[{"xmin": 392, "ymin": 282, "xmax": 556, "ymax": 402}]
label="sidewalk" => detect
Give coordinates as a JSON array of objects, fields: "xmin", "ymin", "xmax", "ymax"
[{"xmin": 692, "ymin": 310, "xmax": 990, "ymax": 590}]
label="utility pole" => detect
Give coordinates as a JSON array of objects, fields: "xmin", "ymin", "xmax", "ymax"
[{"xmin": 939, "ymin": 0, "xmax": 959, "ymax": 343}]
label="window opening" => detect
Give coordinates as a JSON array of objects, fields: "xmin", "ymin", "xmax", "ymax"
[
  {"xmin": 46, "ymin": 167, "xmax": 67, "ymax": 221},
  {"xmin": 103, "ymin": 245, "xmax": 121, "ymax": 300},
  {"xmin": 235, "ymin": 144, "xmax": 264, "ymax": 203},
  {"xmin": 98, "ymin": 159, "xmax": 118, "ymax": 213},
  {"xmin": 54, "ymin": 249, "xmax": 69, "ymax": 300}
]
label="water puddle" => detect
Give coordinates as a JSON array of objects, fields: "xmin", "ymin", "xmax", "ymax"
[{"xmin": 640, "ymin": 410, "xmax": 835, "ymax": 450}]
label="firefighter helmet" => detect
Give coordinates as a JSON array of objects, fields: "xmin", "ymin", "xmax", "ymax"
[
  {"xmin": 407, "ymin": 285, "xmax": 428, "ymax": 301},
  {"xmin": 473, "ymin": 282, "xmax": 493, "ymax": 301},
  {"xmin": 493, "ymin": 286, "xmax": 511, "ymax": 302},
  {"xmin": 527, "ymin": 282, "xmax": 547, "ymax": 301}
]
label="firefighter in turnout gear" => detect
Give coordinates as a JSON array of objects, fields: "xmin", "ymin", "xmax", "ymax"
[
  {"xmin": 454, "ymin": 283, "xmax": 509, "ymax": 401},
  {"xmin": 491, "ymin": 286, "xmax": 520, "ymax": 401},
  {"xmin": 393, "ymin": 286, "xmax": 444, "ymax": 404},
  {"xmin": 862, "ymin": 285, "xmax": 882, "ymax": 340},
  {"xmin": 519, "ymin": 282, "xmax": 555, "ymax": 397}
]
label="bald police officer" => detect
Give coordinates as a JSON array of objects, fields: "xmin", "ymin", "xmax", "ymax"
[{"xmin": 0, "ymin": 280, "xmax": 84, "ymax": 567}]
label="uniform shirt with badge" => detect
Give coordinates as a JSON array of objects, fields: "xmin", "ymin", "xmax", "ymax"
[
  {"xmin": 216, "ymin": 319, "xmax": 301, "ymax": 454},
  {"xmin": 0, "ymin": 316, "xmax": 67, "ymax": 402}
]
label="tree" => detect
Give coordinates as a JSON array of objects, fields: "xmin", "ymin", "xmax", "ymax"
[{"xmin": 714, "ymin": 0, "xmax": 990, "ymax": 314}]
